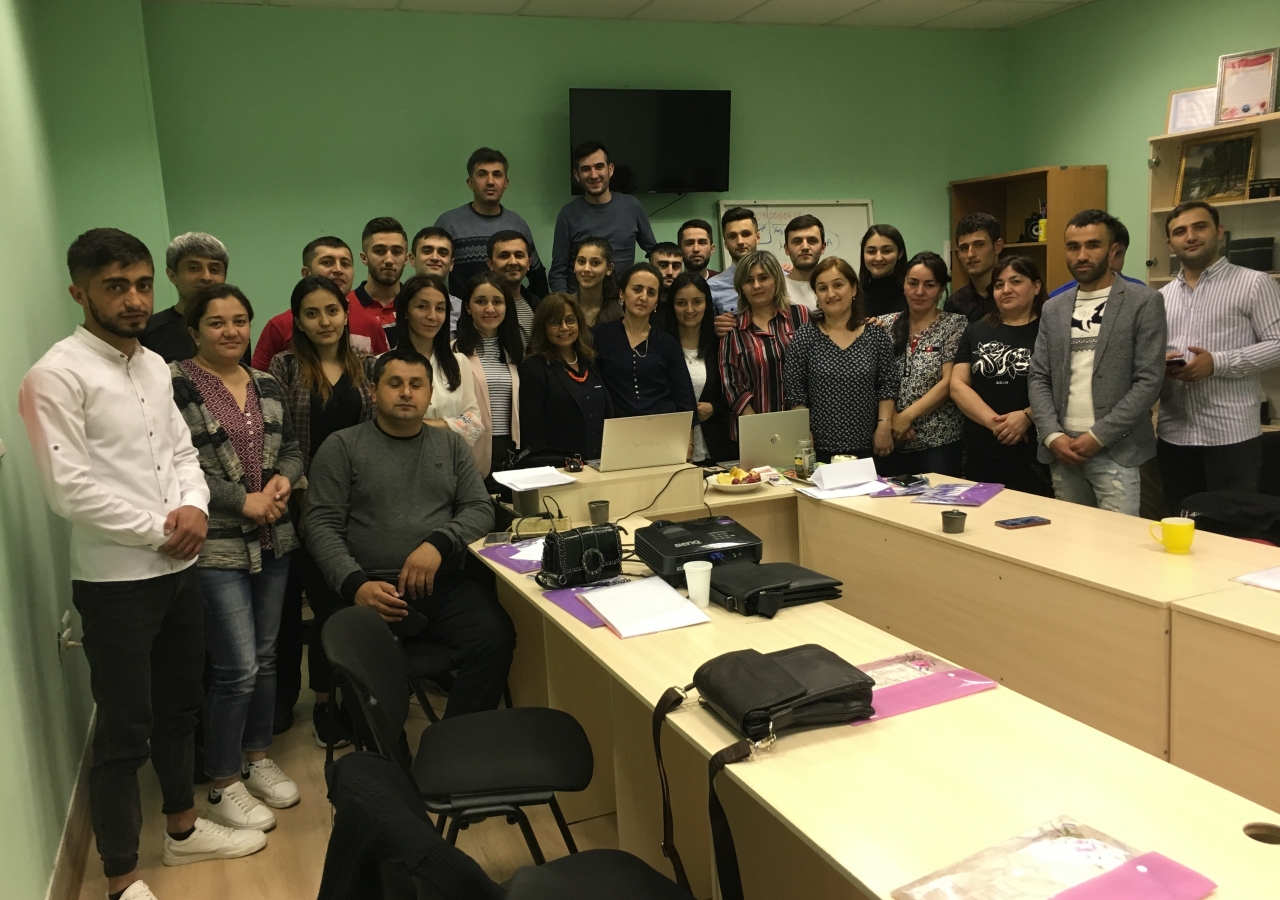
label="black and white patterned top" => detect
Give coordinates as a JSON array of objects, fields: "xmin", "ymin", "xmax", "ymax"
[
  {"xmin": 784, "ymin": 322, "xmax": 899, "ymax": 456},
  {"xmin": 878, "ymin": 312, "xmax": 966, "ymax": 451},
  {"xmin": 478, "ymin": 336, "xmax": 513, "ymax": 437}
]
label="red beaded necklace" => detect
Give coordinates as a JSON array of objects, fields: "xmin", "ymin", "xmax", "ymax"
[{"xmin": 564, "ymin": 355, "xmax": 589, "ymax": 383}]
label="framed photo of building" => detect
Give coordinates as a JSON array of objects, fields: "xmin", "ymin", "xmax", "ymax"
[
  {"xmin": 1216, "ymin": 48, "xmax": 1278, "ymax": 124},
  {"xmin": 1175, "ymin": 131, "xmax": 1259, "ymax": 203}
]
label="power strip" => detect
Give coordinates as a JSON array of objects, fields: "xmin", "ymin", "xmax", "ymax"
[{"xmin": 513, "ymin": 515, "xmax": 573, "ymax": 538}]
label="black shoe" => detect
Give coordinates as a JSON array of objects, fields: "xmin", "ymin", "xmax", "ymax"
[
  {"xmin": 312, "ymin": 700, "xmax": 351, "ymax": 749},
  {"xmin": 273, "ymin": 703, "xmax": 294, "ymax": 735}
]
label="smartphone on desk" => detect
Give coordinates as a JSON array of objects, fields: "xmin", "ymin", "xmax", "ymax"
[
  {"xmin": 484, "ymin": 532, "xmax": 512, "ymax": 546},
  {"xmin": 995, "ymin": 516, "xmax": 1051, "ymax": 529},
  {"xmin": 887, "ymin": 474, "xmax": 928, "ymax": 488}
]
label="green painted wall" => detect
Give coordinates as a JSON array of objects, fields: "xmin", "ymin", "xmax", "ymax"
[
  {"xmin": 1010, "ymin": 0, "xmax": 1280, "ymax": 281},
  {"xmin": 1, "ymin": 0, "xmax": 170, "ymax": 896},
  {"xmin": 140, "ymin": 1, "xmax": 1005, "ymax": 327}
]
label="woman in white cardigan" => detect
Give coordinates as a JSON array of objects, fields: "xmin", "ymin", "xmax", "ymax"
[
  {"xmin": 392, "ymin": 273, "xmax": 484, "ymax": 448},
  {"xmin": 454, "ymin": 272, "xmax": 523, "ymax": 477}
]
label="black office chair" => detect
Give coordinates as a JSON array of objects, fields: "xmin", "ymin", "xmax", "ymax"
[
  {"xmin": 319, "ymin": 751, "xmax": 695, "ymax": 900},
  {"xmin": 322, "ymin": 606, "xmax": 593, "ymax": 864}
]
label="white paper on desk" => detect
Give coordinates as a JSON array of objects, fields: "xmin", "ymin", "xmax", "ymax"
[
  {"xmin": 1232, "ymin": 565, "xmax": 1280, "ymax": 591},
  {"xmin": 510, "ymin": 538, "xmax": 545, "ymax": 561},
  {"xmin": 492, "ymin": 466, "xmax": 576, "ymax": 491},
  {"xmin": 810, "ymin": 457, "xmax": 878, "ymax": 491},
  {"xmin": 795, "ymin": 481, "xmax": 883, "ymax": 501},
  {"xmin": 578, "ymin": 576, "xmax": 710, "ymax": 639}
]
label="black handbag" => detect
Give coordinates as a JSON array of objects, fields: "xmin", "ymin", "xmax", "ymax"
[
  {"xmin": 534, "ymin": 524, "xmax": 623, "ymax": 589},
  {"xmin": 709, "ymin": 560, "xmax": 843, "ymax": 618},
  {"xmin": 652, "ymin": 645, "xmax": 875, "ymax": 900}
]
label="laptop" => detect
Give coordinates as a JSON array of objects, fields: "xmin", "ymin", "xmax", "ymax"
[
  {"xmin": 736, "ymin": 408, "xmax": 811, "ymax": 471},
  {"xmin": 589, "ymin": 411, "xmax": 694, "ymax": 473}
]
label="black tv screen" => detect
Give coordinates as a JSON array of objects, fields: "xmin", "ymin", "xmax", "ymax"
[{"xmin": 569, "ymin": 89, "xmax": 731, "ymax": 194}]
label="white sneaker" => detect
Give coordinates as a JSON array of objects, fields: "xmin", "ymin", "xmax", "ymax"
[
  {"xmin": 244, "ymin": 758, "xmax": 301, "ymax": 809},
  {"xmin": 115, "ymin": 882, "xmax": 159, "ymax": 900},
  {"xmin": 162, "ymin": 817, "xmax": 266, "ymax": 866},
  {"xmin": 202, "ymin": 781, "xmax": 277, "ymax": 831}
]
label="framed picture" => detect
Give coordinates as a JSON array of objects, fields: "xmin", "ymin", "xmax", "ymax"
[
  {"xmin": 1176, "ymin": 131, "xmax": 1259, "ymax": 203},
  {"xmin": 1216, "ymin": 48, "xmax": 1278, "ymax": 124},
  {"xmin": 1167, "ymin": 86, "xmax": 1216, "ymax": 133}
]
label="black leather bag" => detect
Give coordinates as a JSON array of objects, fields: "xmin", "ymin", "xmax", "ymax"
[
  {"xmin": 535, "ymin": 524, "xmax": 623, "ymax": 589},
  {"xmin": 709, "ymin": 560, "xmax": 843, "ymax": 618},
  {"xmin": 652, "ymin": 645, "xmax": 875, "ymax": 900}
]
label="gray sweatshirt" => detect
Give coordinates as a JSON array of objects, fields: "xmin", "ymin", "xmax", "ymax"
[{"xmin": 305, "ymin": 420, "xmax": 494, "ymax": 600}]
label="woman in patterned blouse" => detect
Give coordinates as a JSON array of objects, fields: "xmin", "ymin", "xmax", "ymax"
[
  {"xmin": 719, "ymin": 250, "xmax": 810, "ymax": 439},
  {"xmin": 875, "ymin": 252, "xmax": 968, "ymax": 478}
]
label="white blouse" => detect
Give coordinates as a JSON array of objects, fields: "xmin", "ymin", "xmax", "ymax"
[
  {"xmin": 683, "ymin": 347, "xmax": 709, "ymax": 463},
  {"xmin": 425, "ymin": 349, "xmax": 484, "ymax": 446}
]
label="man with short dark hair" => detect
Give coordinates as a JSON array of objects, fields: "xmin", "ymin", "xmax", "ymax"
[
  {"xmin": 142, "ymin": 231, "xmax": 244, "ymax": 362},
  {"xmin": 648, "ymin": 241, "xmax": 683, "ymax": 292},
  {"xmin": 678, "ymin": 219, "xmax": 718, "ymax": 280},
  {"xmin": 350, "ymin": 216, "xmax": 409, "ymax": 348},
  {"xmin": 707, "ymin": 207, "xmax": 761, "ymax": 317},
  {"xmin": 21, "ymin": 229, "xmax": 264, "ymax": 899},
  {"xmin": 409, "ymin": 226, "xmax": 465, "ymax": 336},
  {"xmin": 304, "ymin": 345, "xmax": 515, "ymax": 718},
  {"xmin": 251, "ymin": 236, "xmax": 389, "ymax": 371},
  {"xmin": 782, "ymin": 215, "xmax": 825, "ymax": 311},
  {"xmin": 1049, "ymin": 219, "xmax": 1143, "ymax": 298},
  {"xmin": 488, "ymin": 230, "xmax": 538, "ymax": 341},
  {"xmin": 1157, "ymin": 200, "xmax": 1280, "ymax": 510},
  {"xmin": 1029, "ymin": 210, "xmax": 1167, "ymax": 516},
  {"xmin": 550, "ymin": 140, "xmax": 656, "ymax": 292},
  {"xmin": 944, "ymin": 213, "xmax": 1003, "ymax": 322},
  {"xmin": 434, "ymin": 147, "xmax": 549, "ymax": 300}
]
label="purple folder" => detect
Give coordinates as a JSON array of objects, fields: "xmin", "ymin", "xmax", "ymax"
[
  {"xmin": 478, "ymin": 542, "xmax": 543, "ymax": 574},
  {"xmin": 541, "ymin": 588, "xmax": 605, "ymax": 628},
  {"xmin": 1050, "ymin": 852, "xmax": 1216, "ymax": 900},
  {"xmin": 853, "ymin": 668, "xmax": 997, "ymax": 725},
  {"xmin": 911, "ymin": 481, "xmax": 1005, "ymax": 506}
]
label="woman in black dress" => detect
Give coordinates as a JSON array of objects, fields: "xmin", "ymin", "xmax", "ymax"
[{"xmin": 663, "ymin": 272, "xmax": 737, "ymax": 464}]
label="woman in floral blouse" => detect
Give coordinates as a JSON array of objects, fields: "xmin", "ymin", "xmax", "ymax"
[{"xmin": 875, "ymin": 252, "xmax": 968, "ymax": 478}]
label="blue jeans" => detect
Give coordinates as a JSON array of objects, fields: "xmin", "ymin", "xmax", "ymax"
[
  {"xmin": 1050, "ymin": 449, "xmax": 1142, "ymax": 516},
  {"xmin": 199, "ymin": 552, "xmax": 291, "ymax": 779}
]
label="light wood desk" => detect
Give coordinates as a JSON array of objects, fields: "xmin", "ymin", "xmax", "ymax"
[
  {"xmin": 1172, "ymin": 584, "xmax": 1280, "ymax": 814},
  {"xmin": 475, "ymin": 523, "xmax": 1280, "ymax": 900},
  {"xmin": 797, "ymin": 477, "xmax": 1280, "ymax": 759}
]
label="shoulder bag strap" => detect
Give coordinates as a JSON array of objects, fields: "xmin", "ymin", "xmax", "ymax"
[
  {"xmin": 652, "ymin": 685, "xmax": 693, "ymax": 889},
  {"xmin": 707, "ymin": 739, "xmax": 753, "ymax": 900}
]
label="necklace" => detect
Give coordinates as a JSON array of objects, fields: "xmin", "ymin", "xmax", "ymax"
[
  {"xmin": 565, "ymin": 356, "xmax": 589, "ymax": 383},
  {"xmin": 631, "ymin": 342, "xmax": 649, "ymax": 359}
]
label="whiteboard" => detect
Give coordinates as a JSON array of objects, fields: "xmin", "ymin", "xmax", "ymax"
[{"xmin": 716, "ymin": 199, "xmax": 874, "ymax": 271}]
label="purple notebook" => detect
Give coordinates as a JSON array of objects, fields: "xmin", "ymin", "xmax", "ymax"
[
  {"xmin": 477, "ymin": 541, "xmax": 543, "ymax": 574},
  {"xmin": 1050, "ymin": 852, "xmax": 1216, "ymax": 900},
  {"xmin": 541, "ymin": 588, "xmax": 605, "ymax": 628},
  {"xmin": 911, "ymin": 481, "xmax": 1004, "ymax": 506}
]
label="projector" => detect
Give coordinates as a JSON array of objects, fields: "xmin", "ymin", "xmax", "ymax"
[{"xmin": 633, "ymin": 516, "xmax": 763, "ymax": 586}]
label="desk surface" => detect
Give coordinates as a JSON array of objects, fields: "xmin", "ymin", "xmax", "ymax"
[
  {"xmin": 472, "ymin": 520, "xmax": 1280, "ymax": 899},
  {"xmin": 820, "ymin": 475, "xmax": 1280, "ymax": 609},
  {"xmin": 1173, "ymin": 584, "xmax": 1280, "ymax": 642}
]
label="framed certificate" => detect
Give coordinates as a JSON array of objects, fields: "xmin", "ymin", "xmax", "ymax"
[
  {"xmin": 1167, "ymin": 86, "xmax": 1216, "ymax": 133},
  {"xmin": 1216, "ymin": 48, "xmax": 1278, "ymax": 124}
]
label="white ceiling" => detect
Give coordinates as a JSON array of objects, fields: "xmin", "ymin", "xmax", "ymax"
[{"xmin": 167, "ymin": 0, "xmax": 1094, "ymax": 30}]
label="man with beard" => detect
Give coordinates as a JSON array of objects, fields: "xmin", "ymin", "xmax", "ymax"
[
  {"xmin": 20, "ymin": 229, "xmax": 266, "ymax": 900},
  {"xmin": 781, "ymin": 215, "xmax": 825, "ymax": 312},
  {"xmin": 549, "ymin": 140, "xmax": 656, "ymax": 292},
  {"xmin": 487, "ymin": 230, "xmax": 539, "ymax": 341},
  {"xmin": 1028, "ymin": 210, "xmax": 1166, "ymax": 516},
  {"xmin": 349, "ymin": 216, "xmax": 409, "ymax": 348},
  {"xmin": 677, "ymin": 219, "xmax": 718, "ymax": 280},
  {"xmin": 142, "ymin": 231, "xmax": 246, "ymax": 363},
  {"xmin": 1156, "ymin": 201, "xmax": 1280, "ymax": 510}
]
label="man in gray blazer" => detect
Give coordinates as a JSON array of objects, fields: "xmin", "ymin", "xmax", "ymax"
[{"xmin": 1029, "ymin": 210, "xmax": 1167, "ymax": 515}]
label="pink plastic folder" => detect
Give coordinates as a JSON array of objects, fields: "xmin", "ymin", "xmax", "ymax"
[
  {"xmin": 853, "ymin": 652, "xmax": 997, "ymax": 726},
  {"xmin": 1050, "ymin": 852, "xmax": 1217, "ymax": 900},
  {"xmin": 478, "ymin": 542, "xmax": 542, "ymax": 574}
]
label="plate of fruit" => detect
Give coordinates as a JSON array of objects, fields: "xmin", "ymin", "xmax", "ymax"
[{"xmin": 707, "ymin": 467, "xmax": 764, "ymax": 493}]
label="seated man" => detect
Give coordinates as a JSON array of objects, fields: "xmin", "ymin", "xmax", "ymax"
[{"xmin": 304, "ymin": 345, "xmax": 515, "ymax": 717}]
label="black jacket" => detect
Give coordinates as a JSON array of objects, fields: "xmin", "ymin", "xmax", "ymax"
[
  {"xmin": 518, "ymin": 355, "xmax": 614, "ymax": 460},
  {"xmin": 693, "ymin": 341, "xmax": 738, "ymax": 464}
]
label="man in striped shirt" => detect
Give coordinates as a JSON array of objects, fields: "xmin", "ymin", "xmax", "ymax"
[{"xmin": 1158, "ymin": 201, "xmax": 1280, "ymax": 511}]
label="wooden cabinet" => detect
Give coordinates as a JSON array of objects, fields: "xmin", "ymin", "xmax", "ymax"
[{"xmin": 949, "ymin": 165, "xmax": 1108, "ymax": 290}]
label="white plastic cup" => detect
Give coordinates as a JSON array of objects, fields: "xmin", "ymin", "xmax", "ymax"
[{"xmin": 684, "ymin": 561, "xmax": 714, "ymax": 608}]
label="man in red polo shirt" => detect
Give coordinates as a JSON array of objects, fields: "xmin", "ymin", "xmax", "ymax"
[
  {"xmin": 251, "ymin": 236, "xmax": 389, "ymax": 370},
  {"xmin": 350, "ymin": 216, "xmax": 408, "ymax": 349}
]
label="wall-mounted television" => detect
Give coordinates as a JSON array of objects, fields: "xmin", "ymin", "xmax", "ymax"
[{"xmin": 568, "ymin": 89, "xmax": 731, "ymax": 194}]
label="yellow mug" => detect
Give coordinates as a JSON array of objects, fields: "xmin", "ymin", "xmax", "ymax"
[{"xmin": 1150, "ymin": 516, "xmax": 1195, "ymax": 554}]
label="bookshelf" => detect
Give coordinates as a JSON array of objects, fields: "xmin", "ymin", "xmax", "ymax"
[
  {"xmin": 949, "ymin": 165, "xmax": 1108, "ymax": 290},
  {"xmin": 1146, "ymin": 111, "xmax": 1280, "ymax": 287}
]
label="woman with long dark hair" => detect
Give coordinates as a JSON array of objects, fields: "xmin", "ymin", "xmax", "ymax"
[
  {"xmin": 951, "ymin": 255, "xmax": 1052, "ymax": 495},
  {"xmin": 874, "ymin": 253, "xmax": 967, "ymax": 477},
  {"xmin": 393, "ymin": 273, "xmax": 483, "ymax": 446},
  {"xmin": 454, "ymin": 271, "xmax": 524, "ymax": 476},
  {"xmin": 571, "ymin": 237, "xmax": 622, "ymax": 327},
  {"xmin": 785, "ymin": 257, "xmax": 898, "ymax": 462},
  {"xmin": 268, "ymin": 275, "xmax": 376, "ymax": 748},
  {"xmin": 859, "ymin": 224, "xmax": 909, "ymax": 318},
  {"xmin": 663, "ymin": 272, "xmax": 737, "ymax": 463}
]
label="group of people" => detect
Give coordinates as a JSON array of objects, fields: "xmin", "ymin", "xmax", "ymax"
[{"xmin": 17, "ymin": 138, "xmax": 1280, "ymax": 900}]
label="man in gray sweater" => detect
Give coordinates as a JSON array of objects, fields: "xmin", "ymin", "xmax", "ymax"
[{"xmin": 305, "ymin": 345, "xmax": 514, "ymax": 716}]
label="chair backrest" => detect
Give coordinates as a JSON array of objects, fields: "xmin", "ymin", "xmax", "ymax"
[{"xmin": 322, "ymin": 606, "xmax": 414, "ymax": 772}]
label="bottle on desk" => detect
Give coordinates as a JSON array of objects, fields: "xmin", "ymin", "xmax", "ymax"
[{"xmin": 795, "ymin": 439, "xmax": 816, "ymax": 479}]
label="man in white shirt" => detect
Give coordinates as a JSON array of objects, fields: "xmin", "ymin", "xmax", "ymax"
[
  {"xmin": 20, "ymin": 229, "xmax": 265, "ymax": 900},
  {"xmin": 781, "ymin": 214, "xmax": 825, "ymax": 312},
  {"xmin": 709, "ymin": 207, "xmax": 762, "ymax": 336}
]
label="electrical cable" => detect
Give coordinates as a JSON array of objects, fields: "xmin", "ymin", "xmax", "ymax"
[
  {"xmin": 644, "ymin": 192, "xmax": 688, "ymax": 218},
  {"xmin": 611, "ymin": 465, "xmax": 704, "ymax": 524}
]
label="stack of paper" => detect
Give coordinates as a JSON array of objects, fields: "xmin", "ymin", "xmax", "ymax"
[
  {"xmin": 577, "ymin": 576, "xmax": 710, "ymax": 638},
  {"xmin": 810, "ymin": 457, "xmax": 878, "ymax": 491},
  {"xmin": 492, "ymin": 466, "xmax": 578, "ymax": 491}
]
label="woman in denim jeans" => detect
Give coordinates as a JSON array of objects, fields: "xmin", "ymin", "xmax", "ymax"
[{"xmin": 170, "ymin": 284, "xmax": 305, "ymax": 834}]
